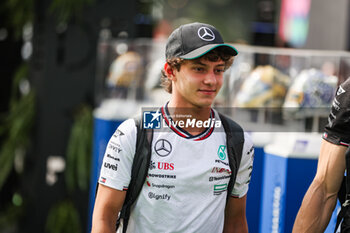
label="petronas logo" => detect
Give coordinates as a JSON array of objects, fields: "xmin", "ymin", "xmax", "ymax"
[{"xmin": 217, "ymin": 145, "xmax": 226, "ymax": 160}]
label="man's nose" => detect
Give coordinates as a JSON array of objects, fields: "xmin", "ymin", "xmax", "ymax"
[{"xmin": 203, "ymin": 71, "xmax": 217, "ymax": 85}]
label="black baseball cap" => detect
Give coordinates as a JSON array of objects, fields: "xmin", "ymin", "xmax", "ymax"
[{"xmin": 165, "ymin": 22, "xmax": 238, "ymax": 60}]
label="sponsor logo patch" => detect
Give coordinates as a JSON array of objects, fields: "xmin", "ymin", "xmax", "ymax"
[
  {"xmin": 107, "ymin": 154, "xmax": 120, "ymax": 161},
  {"xmin": 108, "ymin": 143, "xmax": 122, "ymax": 153},
  {"xmin": 215, "ymin": 160, "xmax": 229, "ymax": 166},
  {"xmin": 113, "ymin": 129, "xmax": 125, "ymax": 138},
  {"xmin": 157, "ymin": 162, "xmax": 174, "ymax": 170},
  {"xmin": 151, "ymin": 183, "xmax": 175, "ymax": 189},
  {"xmin": 149, "ymin": 160, "xmax": 156, "ymax": 170},
  {"xmin": 104, "ymin": 162, "xmax": 118, "ymax": 171},
  {"xmin": 217, "ymin": 145, "xmax": 227, "ymax": 160},
  {"xmin": 198, "ymin": 27, "xmax": 215, "ymax": 41},
  {"xmin": 209, "ymin": 175, "xmax": 231, "ymax": 182},
  {"xmin": 211, "ymin": 167, "xmax": 231, "ymax": 174},
  {"xmin": 337, "ymin": 86, "xmax": 346, "ymax": 96},
  {"xmin": 154, "ymin": 139, "xmax": 172, "ymax": 157},
  {"xmin": 148, "ymin": 192, "xmax": 171, "ymax": 201},
  {"xmin": 148, "ymin": 173, "xmax": 176, "ymax": 179},
  {"xmin": 214, "ymin": 184, "xmax": 227, "ymax": 195},
  {"xmin": 149, "ymin": 160, "xmax": 175, "ymax": 171}
]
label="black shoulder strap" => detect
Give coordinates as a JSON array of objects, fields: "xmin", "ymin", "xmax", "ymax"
[
  {"xmin": 334, "ymin": 149, "xmax": 350, "ymax": 233},
  {"xmin": 117, "ymin": 116, "xmax": 153, "ymax": 233},
  {"xmin": 218, "ymin": 112, "xmax": 245, "ymax": 201}
]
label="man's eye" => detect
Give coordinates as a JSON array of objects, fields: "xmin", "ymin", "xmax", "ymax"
[
  {"xmin": 193, "ymin": 67, "xmax": 204, "ymax": 72},
  {"xmin": 215, "ymin": 69, "xmax": 224, "ymax": 73}
]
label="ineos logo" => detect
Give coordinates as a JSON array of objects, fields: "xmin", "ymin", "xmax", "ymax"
[
  {"xmin": 198, "ymin": 27, "xmax": 215, "ymax": 41},
  {"xmin": 154, "ymin": 139, "xmax": 172, "ymax": 157}
]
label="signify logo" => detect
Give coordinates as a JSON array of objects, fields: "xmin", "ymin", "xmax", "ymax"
[{"xmin": 148, "ymin": 192, "xmax": 171, "ymax": 201}]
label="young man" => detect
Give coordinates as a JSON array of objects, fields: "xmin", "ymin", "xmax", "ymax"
[
  {"xmin": 293, "ymin": 78, "xmax": 350, "ymax": 232},
  {"xmin": 92, "ymin": 22, "xmax": 254, "ymax": 233}
]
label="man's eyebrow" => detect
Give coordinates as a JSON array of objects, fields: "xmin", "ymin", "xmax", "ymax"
[
  {"xmin": 190, "ymin": 60, "xmax": 225, "ymax": 67},
  {"xmin": 191, "ymin": 60, "xmax": 206, "ymax": 66}
]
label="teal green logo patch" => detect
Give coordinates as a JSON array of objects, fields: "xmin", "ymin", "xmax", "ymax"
[
  {"xmin": 214, "ymin": 184, "xmax": 228, "ymax": 195},
  {"xmin": 217, "ymin": 145, "xmax": 226, "ymax": 160}
]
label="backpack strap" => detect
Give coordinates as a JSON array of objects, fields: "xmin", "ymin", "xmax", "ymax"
[
  {"xmin": 218, "ymin": 112, "xmax": 245, "ymax": 200},
  {"xmin": 117, "ymin": 116, "xmax": 153, "ymax": 233},
  {"xmin": 334, "ymin": 149, "xmax": 350, "ymax": 233}
]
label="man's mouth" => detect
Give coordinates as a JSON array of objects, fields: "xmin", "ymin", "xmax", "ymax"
[{"xmin": 198, "ymin": 89, "xmax": 216, "ymax": 95}]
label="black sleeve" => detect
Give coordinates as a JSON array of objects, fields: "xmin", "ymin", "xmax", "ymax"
[{"xmin": 323, "ymin": 78, "xmax": 350, "ymax": 147}]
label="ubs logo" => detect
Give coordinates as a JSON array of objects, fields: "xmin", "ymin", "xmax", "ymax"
[
  {"xmin": 158, "ymin": 162, "xmax": 174, "ymax": 170},
  {"xmin": 154, "ymin": 139, "xmax": 172, "ymax": 157},
  {"xmin": 149, "ymin": 160, "xmax": 174, "ymax": 170}
]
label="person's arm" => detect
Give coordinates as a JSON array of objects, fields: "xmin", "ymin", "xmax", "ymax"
[
  {"xmin": 292, "ymin": 139, "xmax": 347, "ymax": 233},
  {"xmin": 223, "ymin": 195, "xmax": 248, "ymax": 233},
  {"xmin": 91, "ymin": 184, "xmax": 127, "ymax": 233},
  {"xmin": 223, "ymin": 132, "xmax": 253, "ymax": 233}
]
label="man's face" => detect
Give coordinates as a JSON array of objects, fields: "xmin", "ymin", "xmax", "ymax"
[{"xmin": 171, "ymin": 57, "xmax": 225, "ymax": 108}]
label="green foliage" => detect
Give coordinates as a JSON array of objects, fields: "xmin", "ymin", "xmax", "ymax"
[
  {"xmin": 0, "ymin": 63, "xmax": 36, "ymax": 191},
  {"xmin": 0, "ymin": 199, "xmax": 24, "ymax": 231},
  {"xmin": 49, "ymin": 0, "xmax": 95, "ymax": 24},
  {"xmin": 0, "ymin": 0, "xmax": 35, "ymax": 39},
  {"xmin": 1, "ymin": 0, "xmax": 96, "ymax": 231},
  {"xmin": 45, "ymin": 103, "xmax": 93, "ymax": 233},
  {"xmin": 65, "ymin": 104, "xmax": 93, "ymax": 193},
  {"xmin": 1, "ymin": 0, "xmax": 96, "ymax": 38},
  {"xmin": 0, "ymin": 142, "xmax": 16, "ymax": 191},
  {"xmin": 45, "ymin": 200, "xmax": 82, "ymax": 233}
]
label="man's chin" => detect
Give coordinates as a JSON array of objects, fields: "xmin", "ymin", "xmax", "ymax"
[{"xmin": 194, "ymin": 99, "xmax": 214, "ymax": 108}]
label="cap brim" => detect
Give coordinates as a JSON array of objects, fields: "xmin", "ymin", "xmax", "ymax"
[{"xmin": 179, "ymin": 44, "xmax": 238, "ymax": 59}]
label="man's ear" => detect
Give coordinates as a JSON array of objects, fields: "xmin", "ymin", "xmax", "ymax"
[{"xmin": 164, "ymin": 63, "xmax": 176, "ymax": 81}]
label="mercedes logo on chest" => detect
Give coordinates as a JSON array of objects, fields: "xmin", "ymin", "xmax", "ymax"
[
  {"xmin": 154, "ymin": 139, "xmax": 172, "ymax": 157},
  {"xmin": 198, "ymin": 27, "xmax": 215, "ymax": 41}
]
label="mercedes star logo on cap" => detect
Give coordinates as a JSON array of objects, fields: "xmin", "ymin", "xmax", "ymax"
[
  {"xmin": 154, "ymin": 139, "xmax": 172, "ymax": 157},
  {"xmin": 198, "ymin": 27, "xmax": 215, "ymax": 41}
]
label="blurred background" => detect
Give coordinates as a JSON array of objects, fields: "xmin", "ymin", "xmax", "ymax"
[{"xmin": 0, "ymin": 0, "xmax": 349, "ymax": 233}]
